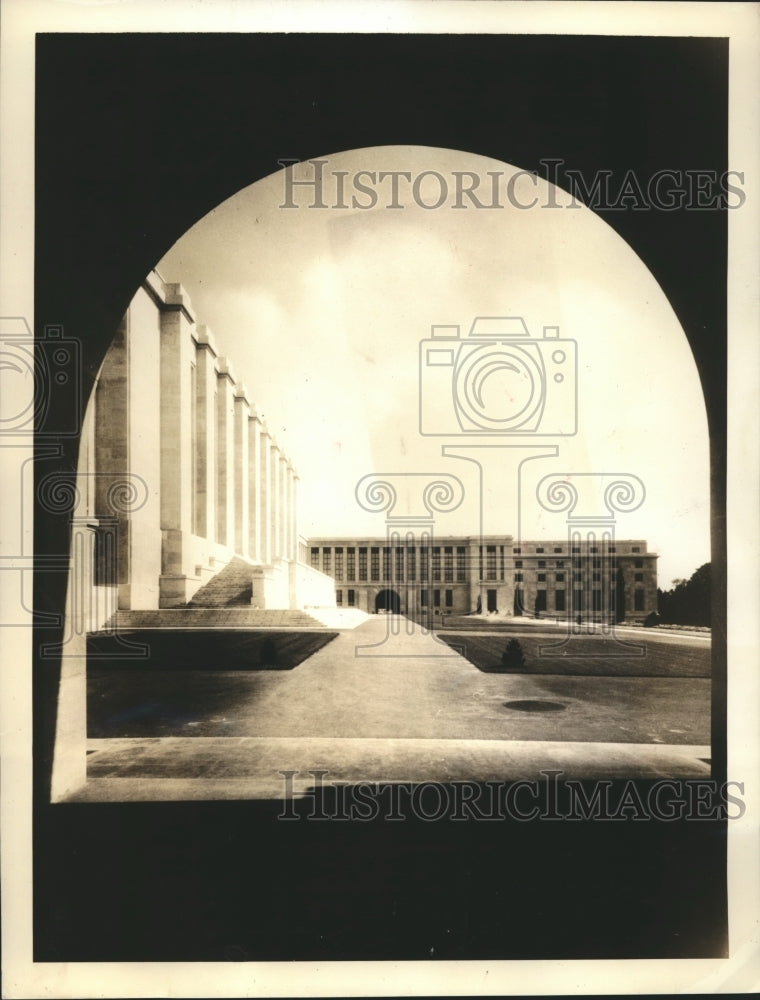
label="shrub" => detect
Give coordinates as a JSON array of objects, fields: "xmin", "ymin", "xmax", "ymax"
[
  {"xmin": 644, "ymin": 611, "xmax": 661, "ymax": 628},
  {"xmin": 501, "ymin": 638, "xmax": 526, "ymax": 671}
]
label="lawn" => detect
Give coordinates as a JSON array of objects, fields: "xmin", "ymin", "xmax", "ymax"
[
  {"xmin": 437, "ymin": 631, "xmax": 710, "ymax": 677},
  {"xmin": 87, "ymin": 629, "xmax": 339, "ymax": 671}
]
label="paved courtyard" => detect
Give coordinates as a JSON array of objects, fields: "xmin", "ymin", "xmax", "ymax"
[{"xmin": 83, "ymin": 616, "xmax": 711, "ymax": 798}]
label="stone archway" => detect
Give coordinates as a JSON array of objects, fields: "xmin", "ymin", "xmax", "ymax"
[{"xmin": 375, "ymin": 589, "xmax": 401, "ymax": 614}]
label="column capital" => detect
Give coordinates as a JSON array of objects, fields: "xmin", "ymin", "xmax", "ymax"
[
  {"xmin": 194, "ymin": 324, "xmax": 218, "ymax": 355},
  {"xmin": 356, "ymin": 472, "xmax": 465, "ymax": 522},
  {"xmin": 215, "ymin": 356, "xmax": 237, "ymax": 385},
  {"xmin": 233, "ymin": 381, "xmax": 250, "ymax": 405},
  {"xmin": 161, "ymin": 282, "xmax": 196, "ymax": 322}
]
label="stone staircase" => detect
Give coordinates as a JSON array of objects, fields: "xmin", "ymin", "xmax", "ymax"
[
  {"xmin": 186, "ymin": 556, "xmax": 254, "ymax": 608},
  {"xmin": 101, "ymin": 608, "xmax": 324, "ymax": 630},
  {"xmin": 98, "ymin": 557, "xmax": 327, "ymax": 630}
]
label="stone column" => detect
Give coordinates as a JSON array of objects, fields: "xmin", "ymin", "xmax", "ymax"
[
  {"xmin": 159, "ymin": 284, "xmax": 196, "ymax": 604},
  {"xmin": 248, "ymin": 407, "xmax": 263, "ymax": 561},
  {"xmin": 270, "ymin": 437, "xmax": 282, "ymax": 560},
  {"xmin": 278, "ymin": 450, "xmax": 289, "ymax": 561},
  {"xmin": 233, "ymin": 382, "xmax": 250, "ymax": 557},
  {"xmin": 288, "ymin": 464, "xmax": 299, "ymax": 561},
  {"xmin": 259, "ymin": 425, "xmax": 272, "ymax": 565},
  {"xmin": 193, "ymin": 325, "xmax": 218, "ymax": 544},
  {"xmin": 215, "ymin": 357, "xmax": 236, "ymax": 550}
]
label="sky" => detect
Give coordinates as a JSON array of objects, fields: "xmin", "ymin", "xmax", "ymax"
[{"xmin": 158, "ymin": 146, "xmax": 710, "ymax": 586}]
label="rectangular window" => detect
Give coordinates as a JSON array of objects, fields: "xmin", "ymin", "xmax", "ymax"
[
  {"xmin": 382, "ymin": 547, "xmax": 391, "ymax": 580},
  {"xmin": 514, "ymin": 572, "xmax": 523, "ymax": 582},
  {"xmin": 486, "ymin": 545, "xmax": 496, "ymax": 581},
  {"xmin": 634, "ymin": 589, "xmax": 645, "ymax": 611},
  {"xmin": 535, "ymin": 590, "xmax": 547, "ymax": 612},
  {"xmin": 592, "ymin": 558, "xmax": 601, "ymax": 568},
  {"xmin": 407, "ymin": 547, "xmax": 416, "ymax": 582},
  {"xmin": 348, "ymin": 588, "xmax": 356, "ymax": 607},
  {"xmin": 608, "ymin": 546, "xmax": 617, "ymax": 553},
  {"xmin": 500, "ymin": 545, "xmax": 505, "ymax": 580},
  {"xmin": 538, "ymin": 573, "xmax": 546, "ymax": 582},
  {"xmin": 420, "ymin": 547, "xmax": 429, "ymax": 580},
  {"xmin": 590, "ymin": 546, "xmax": 598, "ymax": 553},
  {"xmin": 347, "ymin": 547, "xmax": 356, "ymax": 580},
  {"xmin": 370, "ymin": 547, "xmax": 380, "ymax": 581},
  {"xmin": 572, "ymin": 546, "xmax": 581, "ymax": 554},
  {"xmin": 536, "ymin": 546, "xmax": 544, "ymax": 554},
  {"xmin": 573, "ymin": 571, "xmax": 582, "ymax": 582},
  {"xmin": 635, "ymin": 559, "xmax": 643, "ymax": 568},
  {"xmin": 336, "ymin": 589, "xmax": 343, "ymax": 606},
  {"xmin": 456, "ymin": 547, "xmax": 466, "ymax": 582},
  {"xmin": 434, "ymin": 588, "xmax": 441, "ymax": 607},
  {"xmin": 593, "ymin": 572, "xmax": 601, "ymax": 582},
  {"xmin": 635, "ymin": 572, "xmax": 644, "ymax": 582},
  {"xmin": 515, "ymin": 560, "xmax": 523, "ymax": 568},
  {"xmin": 592, "ymin": 590, "xmax": 602, "ymax": 612},
  {"xmin": 538, "ymin": 560, "xmax": 546, "ymax": 568},
  {"xmin": 574, "ymin": 589, "xmax": 584, "ymax": 611},
  {"xmin": 396, "ymin": 546, "xmax": 404, "ymax": 581},
  {"xmin": 556, "ymin": 560, "xmax": 565, "ymax": 569},
  {"xmin": 554, "ymin": 547, "xmax": 563, "ymax": 554},
  {"xmin": 322, "ymin": 547, "xmax": 331, "ymax": 575},
  {"xmin": 334, "ymin": 548, "xmax": 343, "ymax": 581},
  {"xmin": 421, "ymin": 589, "xmax": 428, "ymax": 607},
  {"xmin": 445, "ymin": 589, "xmax": 453, "ymax": 608},
  {"xmin": 513, "ymin": 547, "xmax": 521, "ymax": 554},
  {"xmin": 632, "ymin": 546, "xmax": 641, "ymax": 553},
  {"xmin": 358, "ymin": 547, "xmax": 367, "ymax": 582},
  {"xmin": 556, "ymin": 572, "xmax": 565, "ymax": 583},
  {"xmin": 310, "ymin": 547, "xmax": 319, "ymax": 570},
  {"xmin": 555, "ymin": 589, "xmax": 566, "ymax": 612},
  {"xmin": 432, "ymin": 547, "xmax": 441, "ymax": 582},
  {"xmin": 444, "ymin": 546, "xmax": 454, "ymax": 582}
]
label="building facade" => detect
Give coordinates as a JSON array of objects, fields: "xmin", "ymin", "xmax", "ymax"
[
  {"xmin": 306, "ymin": 535, "xmax": 658, "ymax": 622},
  {"xmin": 73, "ymin": 271, "xmax": 334, "ymax": 629}
]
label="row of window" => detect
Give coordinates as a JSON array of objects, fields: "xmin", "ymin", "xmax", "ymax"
[
  {"xmin": 313, "ymin": 546, "xmax": 647, "ymax": 581},
  {"xmin": 515, "ymin": 571, "xmax": 646, "ymax": 583},
  {"xmin": 334, "ymin": 588, "xmax": 648, "ymax": 612},
  {"xmin": 314, "ymin": 545, "xmax": 469, "ymax": 583},
  {"xmin": 513, "ymin": 545, "xmax": 643, "ymax": 554},
  {"xmin": 517, "ymin": 588, "xmax": 647, "ymax": 612},
  {"xmin": 335, "ymin": 589, "xmax": 456, "ymax": 608}
]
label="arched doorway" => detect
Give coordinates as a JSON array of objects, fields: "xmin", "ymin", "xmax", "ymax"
[{"xmin": 375, "ymin": 589, "xmax": 401, "ymax": 614}]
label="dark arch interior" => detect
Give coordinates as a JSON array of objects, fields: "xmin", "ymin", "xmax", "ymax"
[
  {"xmin": 375, "ymin": 589, "xmax": 401, "ymax": 614},
  {"xmin": 34, "ymin": 32, "xmax": 728, "ymax": 963}
]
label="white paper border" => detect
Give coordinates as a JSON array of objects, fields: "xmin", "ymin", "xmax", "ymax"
[{"xmin": 1, "ymin": 2, "xmax": 758, "ymax": 996}]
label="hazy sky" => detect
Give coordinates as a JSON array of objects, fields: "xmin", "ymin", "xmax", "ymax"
[{"xmin": 158, "ymin": 146, "xmax": 710, "ymax": 585}]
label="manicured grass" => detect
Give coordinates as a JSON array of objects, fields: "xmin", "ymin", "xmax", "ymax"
[
  {"xmin": 88, "ymin": 630, "xmax": 339, "ymax": 671},
  {"xmin": 436, "ymin": 631, "xmax": 710, "ymax": 677}
]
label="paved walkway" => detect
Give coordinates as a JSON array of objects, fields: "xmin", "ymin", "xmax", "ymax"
[
  {"xmin": 83, "ymin": 616, "xmax": 711, "ymax": 799},
  {"xmin": 89, "ymin": 615, "xmax": 710, "ymax": 744},
  {"xmin": 81, "ymin": 736, "xmax": 711, "ymax": 800}
]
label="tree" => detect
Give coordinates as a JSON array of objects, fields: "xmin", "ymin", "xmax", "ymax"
[
  {"xmin": 657, "ymin": 563, "xmax": 711, "ymax": 625},
  {"xmin": 501, "ymin": 638, "xmax": 526, "ymax": 671}
]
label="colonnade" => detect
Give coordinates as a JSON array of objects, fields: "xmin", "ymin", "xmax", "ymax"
[{"xmin": 86, "ymin": 271, "xmax": 301, "ymax": 609}]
